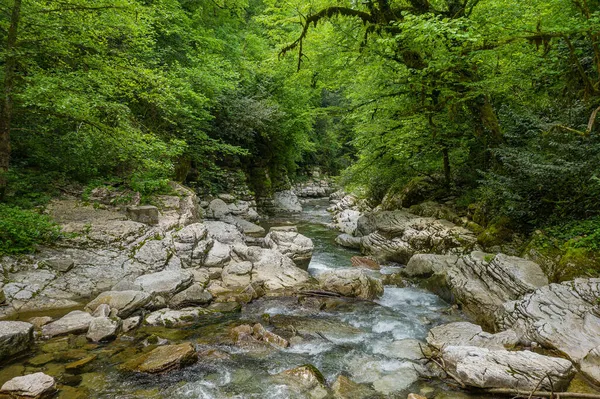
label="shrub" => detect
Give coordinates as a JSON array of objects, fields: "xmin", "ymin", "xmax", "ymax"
[{"xmin": 0, "ymin": 205, "xmax": 62, "ymax": 256}]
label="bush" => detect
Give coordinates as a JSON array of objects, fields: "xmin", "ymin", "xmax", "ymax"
[{"xmin": 0, "ymin": 205, "xmax": 62, "ymax": 256}]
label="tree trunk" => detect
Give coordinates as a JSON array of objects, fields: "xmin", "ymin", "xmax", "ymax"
[
  {"xmin": 442, "ymin": 146, "xmax": 451, "ymax": 188},
  {"xmin": 0, "ymin": 0, "xmax": 22, "ymax": 199}
]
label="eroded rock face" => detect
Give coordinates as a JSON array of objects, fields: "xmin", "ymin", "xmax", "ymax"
[
  {"xmin": 264, "ymin": 230, "xmax": 314, "ymax": 269},
  {"xmin": 317, "ymin": 269, "xmax": 383, "ymax": 300},
  {"xmin": 122, "ymin": 343, "xmax": 197, "ymax": 373},
  {"xmin": 0, "ymin": 321, "xmax": 33, "ymax": 361},
  {"xmin": 440, "ymin": 345, "xmax": 575, "ymax": 391},
  {"xmin": 145, "ymin": 307, "xmax": 209, "ymax": 327},
  {"xmin": 499, "ymin": 278, "xmax": 600, "ymax": 384},
  {"xmin": 354, "ymin": 211, "xmax": 477, "ymax": 263},
  {"xmin": 427, "ymin": 322, "xmax": 519, "ymax": 350},
  {"xmin": 0, "ymin": 372, "xmax": 55, "ymax": 398},
  {"xmin": 409, "ymin": 252, "xmax": 547, "ymax": 329}
]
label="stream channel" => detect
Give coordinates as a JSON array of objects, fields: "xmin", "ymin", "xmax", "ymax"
[{"xmin": 1, "ymin": 198, "xmax": 499, "ymax": 399}]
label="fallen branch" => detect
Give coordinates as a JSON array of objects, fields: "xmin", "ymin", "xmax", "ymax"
[{"xmin": 486, "ymin": 389, "xmax": 600, "ymax": 398}]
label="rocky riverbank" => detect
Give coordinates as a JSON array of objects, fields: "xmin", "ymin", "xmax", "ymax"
[
  {"xmin": 329, "ymin": 191, "xmax": 600, "ymax": 394},
  {"xmin": 0, "ymin": 185, "xmax": 598, "ymax": 398}
]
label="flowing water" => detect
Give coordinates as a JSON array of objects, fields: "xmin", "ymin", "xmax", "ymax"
[{"xmin": 1, "ymin": 198, "xmax": 496, "ymax": 398}]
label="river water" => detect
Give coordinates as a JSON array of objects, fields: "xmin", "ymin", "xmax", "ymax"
[{"xmin": 1, "ymin": 199, "xmax": 494, "ymax": 398}]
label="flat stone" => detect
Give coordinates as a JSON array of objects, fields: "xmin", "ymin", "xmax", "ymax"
[
  {"xmin": 121, "ymin": 343, "xmax": 197, "ymax": 374},
  {"xmin": 427, "ymin": 322, "xmax": 519, "ymax": 350},
  {"xmin": 65, "ymin": 355, "xmax": 96, "ymax": 373},
  {"xmin": 168, "ymin": 284, "xmax": 212, "ymax": 309},
  {"xmin": 441, "ymin": 345, "xmax": 575, "ymax": 391},
  {"xmin": 126, "ymin": 206, "xmax": 159, "ymax": 225},
  {"xmin": 86, "ymin": 291, "xmax": 151, "ymax": 318},
  {"xmin": 0, "ymin": 372, "xmax": 55, "ymax": 398},
  {"xmin": 132, "ymin": 270, "xmax": 193, "ymax": 296},
  {"xmin": 0, "ymin": 321, "xmax": 33, "ymax": 361},
  {"xmin": 27, "ymin": 353, "xmax": 55, "ymax": 367},
  {"xmin": 145, "ymin": 307, "xmax": 209, "ymax": 327},
  {"xmin": 44, "ymin": 258, "xmax": 75, "ymax": 273},
  {"xmin": 42, "ymin": 311, "xmax": 95, "ymax": 339}
]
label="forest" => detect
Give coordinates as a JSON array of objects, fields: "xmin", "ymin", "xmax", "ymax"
[{"xmin": 1, "ymin": 0, "xmax": 600, "ymax": 279}]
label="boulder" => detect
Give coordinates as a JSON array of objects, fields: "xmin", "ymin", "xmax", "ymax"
[
  {"xmin": 0, "ymin": 373, "xmax": 55, "ymax": 398},
  {"xmin": 225, "ymin": 216, "xmax": 265, "ymax": 235},
  {"xmin": 415, "ymin": 252, "xmax": 548, "ymax": 328},
  {"xmin": 126, "ymin": 205, "xmax": 159, "ymax": 225},
  {"xmin": 145, "ymin": 307, "xmax": 209, "ymax": 327},
  {"xmin": 440, "ymin": 345, "xmax": 575, "ymax": 391},
  {"xmin": 331, "ymin": 375, "xmax": 378, "ymax": 399},
  {"xmin": 335, "ymin": 234, "xmax": 362, "ymax": 249},
  {"xmin": 221, "ymin": 261, "xmax": 253, "ymax": 288},
  {"xmin": 333, "ymin": 209, "xmax": 361, "ymax": 236},
  {"xmin": 86, "ymin": 317, "xmax": 121, "ymax": 342},
  {"xmin": 121, "ymin": 343, "xmax": 197, "ymax": 373},
  {"xmin": 279, "ymin": 364, "xmax": 328, "ymax": 398},
  {"xmin": 43, "ymin": 258, "xmax": 75, "ymax": 273},
  {"xmin": 232, "ymin": 246, "xmax": 312, "ymax": 291},
  {"xmin": 264, "ymin": 230, "xmax": 314, "ymax": 269},
  {"xmin": 317, "ymin": 269, "xmax": 383, "ymax": 300},
  {"xmin": 86, "ymin": 291, "xmax": 151, "ymax": 318},
  {"xmin": 207, "ymin": 198, "xmax": 230, "ymax": 219},
  {"xmin": 0, "ymin": 321, "xmax": 33, "ymax": 361},
  {"xmin": 122, "ymin": 316, "xmax": 141, "ymax": 333},
  {"xmin": 427, "ymin": 322, "xmax": 519, "ymax": 350},
  {"xmin": 272, "ymin": 190, "xmax": 302, "ymax": 213},
  {"xmin": 499, "ymin": 278, "xmax": 600, "ymax": 384},
  {"xmin": 41, "ymin": 311, "xmax": 95, "ymax": 338},
  {"xmin": 168, "ymin": 284, "xmax": 212, "ymax": 308},
  {"xmin": 132, "ymin": 270, "xmax": 194, "ymax": 297},
  {"xmin": 204, "ymin": 221, "xmax": 244, "ymax": 244}
]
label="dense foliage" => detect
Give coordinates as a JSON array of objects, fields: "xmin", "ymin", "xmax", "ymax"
[{"xmin": 2, "ymin": 0, "xmax": 600, "ymax": 273}]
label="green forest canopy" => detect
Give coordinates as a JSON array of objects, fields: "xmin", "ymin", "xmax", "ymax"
[{"xmin": 1, "ymin": 0, "xmax": 600, "ymax": 276}]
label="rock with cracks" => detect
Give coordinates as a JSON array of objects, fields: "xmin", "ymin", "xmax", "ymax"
[
  {"xmin": 440, "ymin": 345, "xmax": 575, "ymax": 391},
  {"xmin": 317, "ymin": 269, "xmax": 383, "ymax": 300}
]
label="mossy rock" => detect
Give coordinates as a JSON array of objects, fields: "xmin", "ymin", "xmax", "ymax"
[
  {"xmin": 27, "ymin": 353, "xmax": 55, "ymax": 367},
  {"xmin": 120, "ymin": 343, "xmax": 197, "ymax": 374}
]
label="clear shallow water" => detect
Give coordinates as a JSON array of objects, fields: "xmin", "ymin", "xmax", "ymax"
[{"xmin": 2, "ymin": 198, "xmax": 495, "ymax": 398}]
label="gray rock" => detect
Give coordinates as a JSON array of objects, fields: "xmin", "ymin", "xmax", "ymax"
[
  {"xmin": 225, "ymin": 216, "xmax": 265, "ymax": 235},
  {"xmin": 43, "ymin": 258, "xmax": 75, "ymax": 273},
  {"xmin": 405, "ymin": 254, "xmax": 458, "ymax": 277},
  {"xmin": 126, "ymin": 205, "xmax": 159, "ymax": 225},
  {"xmin": 500, "ymin": 278, "xmax": 600, "ymax": 384},
  {"xmin": 0, "ymin": 372, "xmax": 55, "ymax": 398},
  {"xmin": 581, "ymin": 345, "xmax": 600, "ymax": 385},
  {"xmin": 355, "ymin": 210, "xmax": 477, "ymax": 263},
  {"xmin": 335, "ymin": 234, "xmax": 362, "ymax": 249},
  {"xmin": 207, "ymin": 198, "xmax": 231, "ymax": 219},
  {"xmin": 0, "ymin": 321, "xmax": 33, "ymax": 360},
  {"xmin": 272, "ymin": 190, "xmax": 302, "ymax": 213},
  {"xmin": 441, "ymin": 345, "xmax": 575, "ymax": 391},
  {"xmin": 132, "ymin": 270, "xmax": 194, "ymax": 296},
  {"xmin": 86, "ymin": 290, "xmax": 152, "ymax": 318},
  {"xmin": 232, "ymin": 246, "xmax": 312, "ymax": 291},
  {"xmin": 417, "ymin": 252, "xmax": 548, "ymax": 328},
  {"xmin": 168, "ymin": 284, "xmax": 212, "ymax": 308},
  {"xmin": 427, "ymin": 322, "xmax": 519, "ymax": 350},
  {"xmin": 42, "ymin": 310, "xmax": 95, "ymax": 338},
  {"xmin": 145, "ymin": 307, "xmax": 209, "ymax": 327},
  {"xmin": 264, "ymin": 230, "xmax": 314, "ymax": 269},
  {"xmin": 92, "ymin": 303, "xmax": 111, "ymax": 318},
  {"xmin": 333, "ymin": 209, "xmax": 361, "ymax": 236},
  {"xmin": 317, "ymin": 269, "xmax": 383, "ymax": 300},
  {"xmin": 28, "ymin": 317, "xmax": 53, "ymax": 330},
  {"xmin": 221, "ymin": 261, "xmax": 253, "ymax": 287},
  {"xmin": 122, "ymin": 316, "xmax": 141, "ymax": 333},
  {"xmin": 204, "ymin": 221, "xmax": 244, "ymax": 244},
  {"xmin": 87, "ymin": 317, "xmax": 121, "ymax": 342}
]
